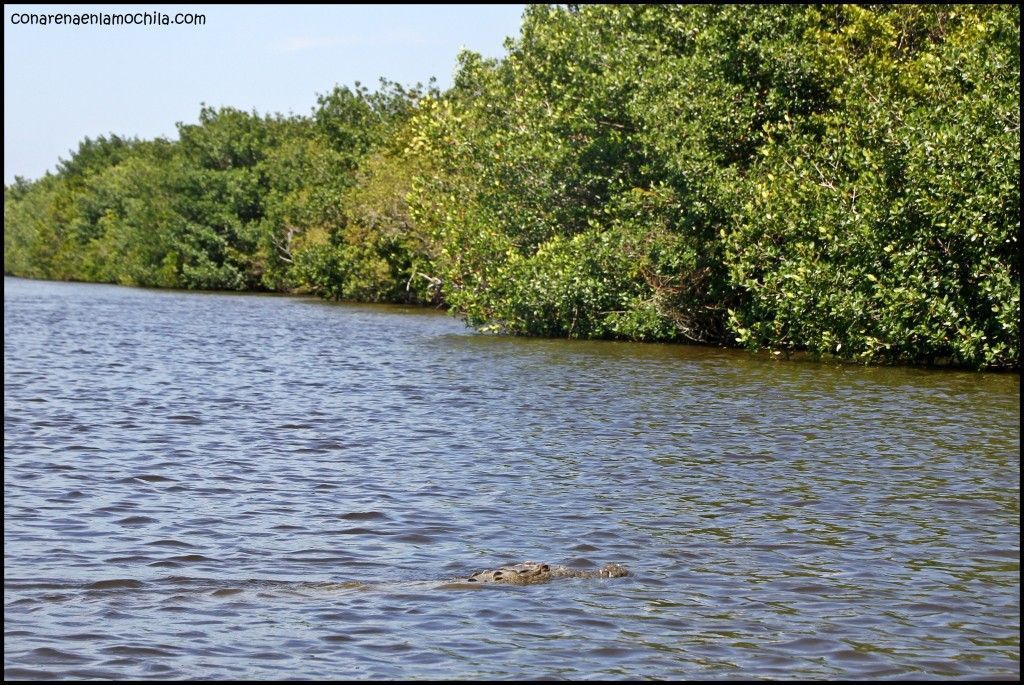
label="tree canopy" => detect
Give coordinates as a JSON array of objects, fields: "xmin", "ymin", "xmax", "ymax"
[{"xmin": 5, "ymin": 5, "xmax": 1019, "ymax": 370}]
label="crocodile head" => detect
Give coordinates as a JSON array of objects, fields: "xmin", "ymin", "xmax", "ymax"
[
  {"xmin": 467, "ymin": 561, "xmax": 552, "ymax": 585},
  {"xmin": 598, "ymin": 563, "xmax": 629, "ymax": 578}
]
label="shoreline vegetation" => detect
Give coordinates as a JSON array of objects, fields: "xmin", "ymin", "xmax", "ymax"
[{"xmin": 4, "ymin": 6, "xmax": 1019, "ymax": 370}]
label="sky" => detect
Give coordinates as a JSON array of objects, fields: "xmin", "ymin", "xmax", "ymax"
[{"xmin": 3, "ymin": 4, "xmax": 526, "ymax": 183}]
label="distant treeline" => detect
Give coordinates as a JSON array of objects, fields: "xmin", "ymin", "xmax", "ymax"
[{"xmin": 4, "ymin": 5, "xmax": 1019, "ymax": 369}]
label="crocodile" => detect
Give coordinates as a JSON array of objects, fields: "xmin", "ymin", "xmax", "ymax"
[{"xmin": 465, "ymin": 561, "xmax": 629, "ymax": 585}]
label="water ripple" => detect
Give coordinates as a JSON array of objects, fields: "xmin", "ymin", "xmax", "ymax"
[{"xmin": 4, "ymin": 276, "xmax": 1020, "ymax": 680}]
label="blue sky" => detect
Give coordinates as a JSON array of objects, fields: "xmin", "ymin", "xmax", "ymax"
[{"xmin": 3, "ymin": 4, "xmax": 526, "ymax": 183}]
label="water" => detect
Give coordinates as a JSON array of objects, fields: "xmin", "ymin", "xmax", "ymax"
[{"xmin": 4, "ymin": 276, "xmax": 1019, "ymax": 680}]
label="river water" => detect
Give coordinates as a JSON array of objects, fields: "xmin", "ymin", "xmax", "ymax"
[{"xmin": 3, "ymin": 276, "xmax": 1019, "ymax": 680}]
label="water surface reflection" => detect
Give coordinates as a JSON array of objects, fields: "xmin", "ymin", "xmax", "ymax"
[{"xmin": 4, "ymin": 277, "xmax": 1019, "ymax": 679}]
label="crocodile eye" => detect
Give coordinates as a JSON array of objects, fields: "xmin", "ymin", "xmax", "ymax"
[
  {"xmin": 541, "ymin": 565, "xmax": 550, "ymax": 572},
  {"xmin": 493, "ymin": 571, "xmax": 503, "ymax": 579}
]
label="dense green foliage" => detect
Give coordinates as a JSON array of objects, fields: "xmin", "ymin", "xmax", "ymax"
[
  {"xmin": 4, "ymin": 80, "xmax": 436, "ymax": 300},
  {"xmin": 5, "ymin": 5, "xmax": 1019, "ymax": 369}
]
